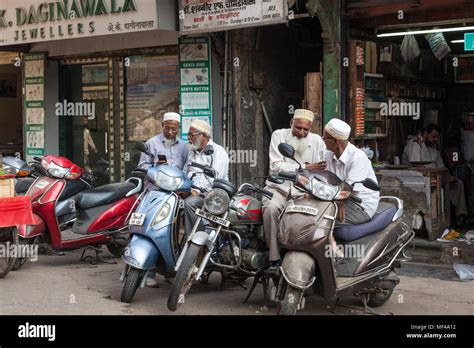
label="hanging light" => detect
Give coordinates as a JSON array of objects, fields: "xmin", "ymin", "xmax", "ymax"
[{"xmin": 377, "ymin": 26, "xmax": 474, "ymax": 37}]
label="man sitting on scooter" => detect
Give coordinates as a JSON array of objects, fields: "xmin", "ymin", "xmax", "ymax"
[
  {"xmin": 138, "ymin": 111, "xmax": 189, "ymax": 287},
  {"xmin": 322, "ymin": 118, "xmax": 380, "ymax": 227},
  {"xmin": 183, "ymin": 119, "xmax": 230, "ymax": 240},
  {"xmin": 263, "ymin": 109, "xmax": 327, "ymax": 273}
]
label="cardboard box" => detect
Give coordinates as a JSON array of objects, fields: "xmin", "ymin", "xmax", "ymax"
[{"xmin": 0, "ymin": 178, "xmax": 15, "ymax": 198}]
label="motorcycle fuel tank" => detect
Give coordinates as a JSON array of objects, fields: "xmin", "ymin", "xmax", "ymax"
[{"xmin": 228, "ymin": 194, "xmax": 262, "ymax": 225}]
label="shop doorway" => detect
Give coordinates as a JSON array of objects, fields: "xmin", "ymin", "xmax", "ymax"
[
  {"xmin": 59, "ymin": 59, "xmax": 112, "ymax": 187},
  {"xmin": 0, "ymin": 52, "xmax": 23, "ymax": 157}
]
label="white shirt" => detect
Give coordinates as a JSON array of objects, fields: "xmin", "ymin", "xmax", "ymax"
[
  {"xmin": 402, "ymin": 136, "xmax": 445, "ymax": 169},
  {"xmin": 325, "ymin": 143, "xmax": 380, "ymax": 218},
  {"xmin": 185, "ymin": 139, "xmax": 229, "ymax": 192},
  {"xmin": 266, "ymin": 128, "xmax": 326, "ymax": 194}
]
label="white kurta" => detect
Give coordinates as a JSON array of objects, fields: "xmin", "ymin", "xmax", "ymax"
[
  {"xmin": 325, "ymin": 143, "xmax": 380, "ymax": 218},
  {"xmin": 266, "ymin": 128, "xmax": 326, "ymax": 194},
  {"xmin": 185, "ymin": 139, "xmax": 229, "ymax": 192}
]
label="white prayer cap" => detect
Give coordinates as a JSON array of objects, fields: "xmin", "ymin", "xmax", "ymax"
[
  {"xmin": 293, "ymin": 109, "xmax": 314, "ymax": 122},
  {"xmin": 189, "ymin": 119, "xmax": 212, "ymax": 137},
  {"xmin": 163, "ymin": 112, "xmax": 181, "ymax": 123},
  {"xmin": 324, "ymin": 118, "xmax": 351, "ymax": 140}
]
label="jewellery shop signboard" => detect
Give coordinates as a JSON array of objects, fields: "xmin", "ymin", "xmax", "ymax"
[
  {"xmin": 0, "ymin": 0, "xmax": 159, "ymax": 46},
  {"xmin": 179, "ymin": 0, "xmax": 288, "ymax": 34}
]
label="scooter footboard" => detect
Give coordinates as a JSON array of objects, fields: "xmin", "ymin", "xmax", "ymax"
[
  {"xmin": 122, "ymin": 235, "xmax": 159, "ymax": 270},
  {"xmin": 281, "ymin": 251, "xmax": 316, "ymax": 290}
]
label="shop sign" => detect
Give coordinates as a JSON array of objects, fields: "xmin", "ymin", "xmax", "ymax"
[
  {"xmin": 24, "ymin": 53, "xmax": 46, "ymax": 162},
  {"xmin": 464, "ymin": 33, "xmax": 474, "ymax": 51},
  {"xmin": 179, "ymin": 36, "xmax": 212, "ymax": 139},
  {"xmin": 180, "ymin": 0, "xmax": 287, "ymax": 33},
  {"xmin": 0, "ymin": 0, "xmax": 158, "ymax": 46}
]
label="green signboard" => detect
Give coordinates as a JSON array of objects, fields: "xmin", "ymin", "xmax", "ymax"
[
  {"xmin": 178, "ymin": 36, "xmax": 212, "ymax": 140},
  {"xmin": 464, "ymin": 33, "xmax": 474, "ymax": 51}
]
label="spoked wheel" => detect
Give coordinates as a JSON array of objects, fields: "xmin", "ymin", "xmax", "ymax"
[
  {"xmin": 121, "ymin": 267, "xmax": 144, "ymax": 303},
  {"xmin": 12, "ymin": 236, "xmax": 39, "ymax": 271},
  {"xmin": 167, "ymin": 243, "xmax": 204, "ymax": 312},
  {"xmin": 0, "ymin": 227, "xmax": 19, "ymax": 279},
  {"xmin": 277, "ymin": 285, "xmax": 303, "ymax": 315}
]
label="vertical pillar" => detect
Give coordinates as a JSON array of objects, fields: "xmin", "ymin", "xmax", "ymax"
[{"xmin": 306, "ymin": 0, "xmax": 341, "ymax": 124}]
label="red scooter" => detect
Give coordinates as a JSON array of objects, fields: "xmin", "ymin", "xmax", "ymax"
[{"xmin": 17, "ymin": 154, "xmax": 142, "ymax": 267}]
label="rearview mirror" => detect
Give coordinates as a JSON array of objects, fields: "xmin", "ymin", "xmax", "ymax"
[
  {"xmin": 278, "ymin": 143, "xmax": 295, "ymax": 159},
  {"xmin": 362, "ymin": 178, "xmax": 380, "ymax": 191},
  {"xmin": 204, "ymin": 145, "xmax": 214, "ymax": 156},
  {"xmin": 134, "ymin": 141, "xmax": 149, "ymax": 154}
]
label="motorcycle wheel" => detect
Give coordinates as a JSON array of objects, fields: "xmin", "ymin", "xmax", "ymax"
[
  {"xmin": 121, "ymin": 268, "xmax": 143, "ymax": 303},
  {"xmin": 277, "ymin": 285, "xmax": 302, "ymax": 315},
  {"xmin": 12, "ymin": 237, "xmax": 38, "ymax": 271},
  {"xmin": 367, "ymin": 280, "xmax": 396, "ymax": 307},
  {"xmin": 167, "ymin": 243, "xmax": 203, "ymax": 312},
  {"xmin": 0, "ymin": 227, "xmax": 18, "ymax": 279}
]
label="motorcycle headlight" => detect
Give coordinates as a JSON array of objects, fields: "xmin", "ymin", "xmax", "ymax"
[
  {"xmin": 311, "ymin": 178, "xmax": 339, "ymax": 201},
  {"xmin": 154, "ymin": 171, "xmax": 183, "ymax": 191},
  {"xmin": 204, "ymin": 188, "xmax": 230, "ymax": 216},
  {"xmin": 48, "ymin": 161, "xmax": 70, "ymax": 179},
  {"xmin": 2, "ymin": 164, "xmax": 17, "ymax": 175},
  {"xmin": 152, "ymin": 202, "xmax": 171, "ymax": 229}
]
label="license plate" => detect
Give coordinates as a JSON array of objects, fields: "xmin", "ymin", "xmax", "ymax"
[
  {"xmin": 195, "ymin": 208, "xmax": 230, "ymax": 228},
  {"xmin": 286, "ymin": 204, "xmax": 318, "ymax": 216},
  {"xmin": 129, "ymin": 213, "xmax": 146, "ymax": 226}
]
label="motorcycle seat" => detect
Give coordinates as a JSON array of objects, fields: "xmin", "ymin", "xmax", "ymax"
[
  {"xmin": 76, "ymin": 182, "xmax": 136, "ymax": 210},
  {"xmin": 58, "ymin": 180, "xmax": 90, "ymax": 202},
  {"xmin": 334, "ymin": 202, "xmax": 397, "ymax": 242}
]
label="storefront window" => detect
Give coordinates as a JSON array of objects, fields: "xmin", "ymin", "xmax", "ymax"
[{"xmin": 124, "ymin": 54, "xmax": 180, "ymax": 176}]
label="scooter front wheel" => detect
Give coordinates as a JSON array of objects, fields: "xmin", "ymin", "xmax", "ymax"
[
  {"xmin": 167, "ymin": 243, "xmax": 203, "ymax": 312},
  {"xmin": 277, "ymin": 285, "xmax": 303, "ymax": 315},
  {"xmin": 121, "ymin": 267, "xmax": 143, "ymax": 303}
]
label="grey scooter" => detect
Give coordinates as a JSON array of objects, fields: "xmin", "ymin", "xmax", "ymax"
[{"xmin": 271, "ymin": 143, "xmax": 415, "ymax": 315}]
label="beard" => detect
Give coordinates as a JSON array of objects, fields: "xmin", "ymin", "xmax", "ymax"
[
  {"xmin": 164, "ymin": 138, "xmax": 174, "ymax": 147},
  {"xmin": 287, "ymin": 134, "xmax": 309, "ymax": 156},
  {"xmin": 189, "ymin": 139, "xmax": 201, "ymax": 151}
]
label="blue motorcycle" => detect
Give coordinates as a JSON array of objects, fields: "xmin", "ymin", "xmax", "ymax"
[{"xmin": 120, "ymin": 142, "xmax": 192, "ymax": 303}]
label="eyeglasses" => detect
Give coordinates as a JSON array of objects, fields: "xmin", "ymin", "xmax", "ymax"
[
  {"xmin": 163, "ymin": 126, "xmax": 179, "ymax": 133},
  {"xmin": 188, "ymin": 132, "xmax": 202, "ymax": 138},
  {"xmin": 322, "ymin": 136, "xmax": 336, "ymax": 141}
]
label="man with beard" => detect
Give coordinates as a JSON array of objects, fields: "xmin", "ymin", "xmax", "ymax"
[
  {"xmin": 402, "ymin": 124, "xmax": 468, "ymax": 224},
  {"xmin": 262, "ymin": 109, "xmax": 327, "ymax": 271},
  {"xmin": 138, "ymin": 112, "xmax": 188, "ymax": 287},
  {"xmin": 183, "ymin": 119, "xmax": 229, "ymax": 239},
  {"xmin": 138, "ymin": 112, "xmax": 189, "ymax": 170}
]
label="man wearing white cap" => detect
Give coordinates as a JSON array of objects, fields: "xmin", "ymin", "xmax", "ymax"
[
  {"xmin": 183, "ymin": 119, "xmax": 229, "ymax": 238},
  {"xmin": 138, "ymin": 111, "xmax": 188, "ymax": 287},
  {"xmin": 323, "ymin": 118, "xmax": 380, "ymax": 225},
  {"xmin": 138, "ymin": 112, "xmax": 189, "ymax": 170},
  {"xmin": 263, "ymin": 109, "xmax": 327, "ymax": 271}
]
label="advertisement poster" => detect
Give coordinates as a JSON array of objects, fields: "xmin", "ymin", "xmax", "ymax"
[
  {"xmin": 125, "ymin": 55, "xmax": 180, "ymax": 141},
  {"xmin": 180, "ymin": 0, "xmax": 287, "ymax": 33},
  {"xmin": 179, "ymin": 36, "xmax": 212, "ymax": 139},
  {"xmin": 24, "ymin": 52, "xmax": 46, "ymax": 162}
]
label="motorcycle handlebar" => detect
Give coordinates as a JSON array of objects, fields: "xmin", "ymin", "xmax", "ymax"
[
  {"xmin": 278, "ymin": 171, "xmax": 296, "ymax": 180},
  {"xmin": 33, "ymin": 156, "xmax": 43, "ymax": 162},
  {"xmin": 259, "ymin": 188, "xmax": 274, "ymax": 199}
]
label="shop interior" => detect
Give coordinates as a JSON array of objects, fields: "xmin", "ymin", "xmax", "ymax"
[
  {"xmin": 349, "ymin": 19, "xmax": 474, "ymax": 239},
  {"xmin": 0, "ymin": 52, "xmax": 23, "ymax": 157}
]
